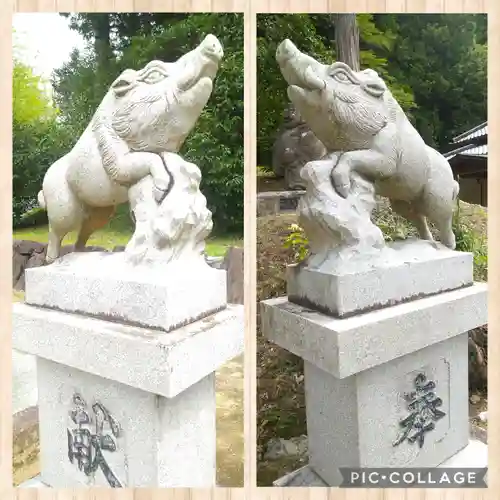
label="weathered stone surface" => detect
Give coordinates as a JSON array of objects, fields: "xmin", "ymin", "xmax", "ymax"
[
  {"xmin": 25, "ymin": 252, "xmax": 47, "ymax": 272},
  {"xmin": 13, "ymin": 301, "xmax": 244, "ymax": 399},
  {"xmin": 304, "ymin": 335, "xmax": 468, "ymax": 485},
  {"xmin": 257, "ymin": 193, "xmax": 281, "ymax": 216},
  {"xmin": 261, "ymin": 283, "xmax": 487, "ymax": 379},
  {"xmin": 13, "ymin": 252, "xmax": 30, "ymax": 289},
  {"xmin": 13, "ymin": 240, "xmax": 108, "ymax": 290},
  {"xmin": 261, "ymin": 261, "xmax": 487, "ymax": 487},
  {"xmin": 37, "ymin": 359, "xmax": 216, "ymax": 487},
  {"xmin": 14, "ymin": 240, "xmax": 46, "ymax": 255},
  {"xmin": 25, "ymin": 251, "xmax": 227, "ymax": 332},
  {"xmin": 59, "ymin": 245, "xmax": 106, "ymax": 257},
  {"xmin": 13, "ymin": 240, "xmax": 47, "ymax": 289},
  {"xmin": 287, "ymin": 239, "xmax": 474, "ymax": 317},
  {"xmin": 257, "ymin": 190, "xmax": 305, "ymax": 217}
]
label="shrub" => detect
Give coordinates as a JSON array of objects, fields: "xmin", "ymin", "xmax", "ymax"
[
  {"xmin": 13, "ymin": 119, "xmax": 74, "ymax": 227},
  {"xmin": 16, "ymin": 207, "xmax": 48, "ymax": 229},
  {"xmin": 282, "ymin": 202, "xmax": 488, "ymax": 282}
]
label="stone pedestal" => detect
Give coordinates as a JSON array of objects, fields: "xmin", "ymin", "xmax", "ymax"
[
  {"xmin": 25, "ymin": 252, "xmax": 227, "ymax": 332},
  {"xmin": 261, "ymin": 243, "xmax": 487, "ymax": 487},
  {"xmin": 13, "ymin": 253, "xmax": 244, "ymax": 488},
  {"xmin": 287, "ymin": 239, "xmax": 473, "ymax": 317}
]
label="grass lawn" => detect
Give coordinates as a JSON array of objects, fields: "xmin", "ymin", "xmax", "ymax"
[
  {"xmin": 14, "ymin": 206, "xmax": 242, "ymax": 257},
  {"xmin": 13, "ymin": 225, "xmax": 242, "ymax": 257}
]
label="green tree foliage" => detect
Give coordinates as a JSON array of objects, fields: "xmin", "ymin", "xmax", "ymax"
[
  {"xmin": 256, "ymin": 14, "xmax": 416, "ymax": 167},
  {"xmin": 13, "ymin": 118, "xmax": 74, "ymax": 225},
  {"xmin": 257, "ymin": 14, "xmax": 486, "ymax": 166},
  {"xmin": 257, "ymin": 15, "xmax": 334, "ymax": 168},
  {"xmin": 13, "ymin": 60, "xmax": 54, "ymax": 125},
  {"xmin": 52, "ymin": 13, "xmax": 243, "ymax": 234},
  {"xmin": 12, "ymin": 37, "xmax": 74, "ymax": 225},
  {"xmin": 372, "ymin": 14, "xmax": 487, "ymax": 149}
]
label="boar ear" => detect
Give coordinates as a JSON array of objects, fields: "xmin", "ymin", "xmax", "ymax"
[
  {"xmin": 111, "ymin": 70, "xmax": 138, "ymax": 97},
  {"xmin": 360, "ymin": 68, "xmax": 379, "ymax": 78}
]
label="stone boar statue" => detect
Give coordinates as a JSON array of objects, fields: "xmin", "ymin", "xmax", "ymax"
[
  {"xmin": 276, "ymin": 39, "xmax": 459, "ymax": 249},
  {"xmin": 272, "ymin": 104, "xmax": 327, "ymax": 190},
  {"xmin": 38, "ymin": 35, "xmax": 223, "ymax": 262}
]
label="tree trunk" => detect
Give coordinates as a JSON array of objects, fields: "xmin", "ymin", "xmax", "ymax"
[
  {"xmin": 332, "ymin": 14, "xmax": 360, "ymax": 71},
  {"xmin": 92, "ymin": 14, "xmax": 113, "ymax": 68}
]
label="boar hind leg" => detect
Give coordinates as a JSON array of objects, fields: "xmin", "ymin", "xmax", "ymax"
[
  {"xmin": 45, "ymin": 185, "xmax": 85, "ymax": 263},
  {"xmin": 75, "ymin": 205, "xmax": 116, "ymax": 251},
  {"xmin": 46, "ymin": 226, "xmax": 64, "ymax": 264},
  {"xmin": 427, "ymin": 208, "xmax": 455, "ymax": 249},
  {"xmin": 419, "ymin": 182, "xmax": 457, "ymax": 250},
  {"xmin": 390, "ymin": 199, "xmax": 433, "ymax": 242},
  {"xmin": 436, "ymin": 216, "xmax": 456, "ymax": 250}
]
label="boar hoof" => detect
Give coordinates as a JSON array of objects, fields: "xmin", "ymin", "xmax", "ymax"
[
  {"xmin": 152, "ymin": 183, "xmax": 170, "ymax": 204},
  {"xmin": 334, "ymin": 182, "xmax": 350, "ymax": 198}
]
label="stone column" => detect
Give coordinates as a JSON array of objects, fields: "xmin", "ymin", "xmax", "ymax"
[
  {"xmin": 13, "ymin": 251, "xmax": 244, "ymax": 488},
  {"xmin": 261, "ymin": 240, "xmax": 487, "ymax": 486}
]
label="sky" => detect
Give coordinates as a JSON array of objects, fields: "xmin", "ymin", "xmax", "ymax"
[{"xmin": 13, "ymin": 13, "xmax": 86, "ymax": 84}]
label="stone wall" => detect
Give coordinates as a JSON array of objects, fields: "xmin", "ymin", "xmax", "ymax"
[
  {"xmin": 257, "ymin": 190, "xmax": 306, "ymax": 217},
  {"xmin": 12, "ymin": 240, "xmax": 122, "ymax": 291}
]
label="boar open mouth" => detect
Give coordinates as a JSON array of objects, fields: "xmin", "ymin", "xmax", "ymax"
[
  {"xmin": 175, "ymin": 34, "xmax": 223, "ymax": 93},
  {"xmin": 276, "ymin": 39, "xmax": 326, "ymax": 97}
]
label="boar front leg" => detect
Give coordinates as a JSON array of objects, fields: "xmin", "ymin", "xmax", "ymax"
[
  {"xmin": 94, "ymin": 120, "xmax": 172, "ymax": 203},
  {"xmin": 110, "ymin": 152, "xmax": 173, "ymax": 203},
  {"xmin": 331, "ymin": 150, "xmax": 395, "ymax": 198}
]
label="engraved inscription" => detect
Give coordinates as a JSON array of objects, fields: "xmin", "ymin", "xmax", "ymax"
[
  {"xmin": 393, "ymin": 373, "xmax": 446, "ymax": 449},
  {"xmin": 67, "ymin": 393, "xmax": 123, "ymax": 487}
]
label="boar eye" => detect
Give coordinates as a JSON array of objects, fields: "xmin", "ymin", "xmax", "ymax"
[
  {"xmin": 332, "ymin": 71, "xmax": 350, "ymax": 83},
  {"xmin": 143, "ymin": 70, "xmax": 166, "ymax": 84}
]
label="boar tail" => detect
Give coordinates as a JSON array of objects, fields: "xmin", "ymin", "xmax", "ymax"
[
  {"xmin": 38, "ymin": 190, "xmax": 46, "ymax": 210},
  {"xmin": 452, "ymin": 180, "xmax": 460, "ymax": 201}
]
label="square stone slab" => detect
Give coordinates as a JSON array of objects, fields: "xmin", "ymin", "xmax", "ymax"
[
  {"xmin": 261, "ymin": 283, "xmax": 487, "ymax": 379},
  {"xmin": 13, "ymin": 302, "xmax": 244, "ymax": 399},
  {"xmin": 287, "ymin": 239, "xmax": 473, "ymax": 317},
  {"xmin": 25, "ymin": 252, "xmax": 227, "ymax": 332}
]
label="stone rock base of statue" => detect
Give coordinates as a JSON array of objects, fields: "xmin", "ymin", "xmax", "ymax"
[
  {"xmin": 25, "ymin": 252, "xmax": 227, "ymax": 333},
  {"xmin": 13, "ymin": 255, "xmax": 243, "ymax": 488},
  {"xmin": 260, "ymin": 242, "xmax": 487, "ymax": 487}
]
